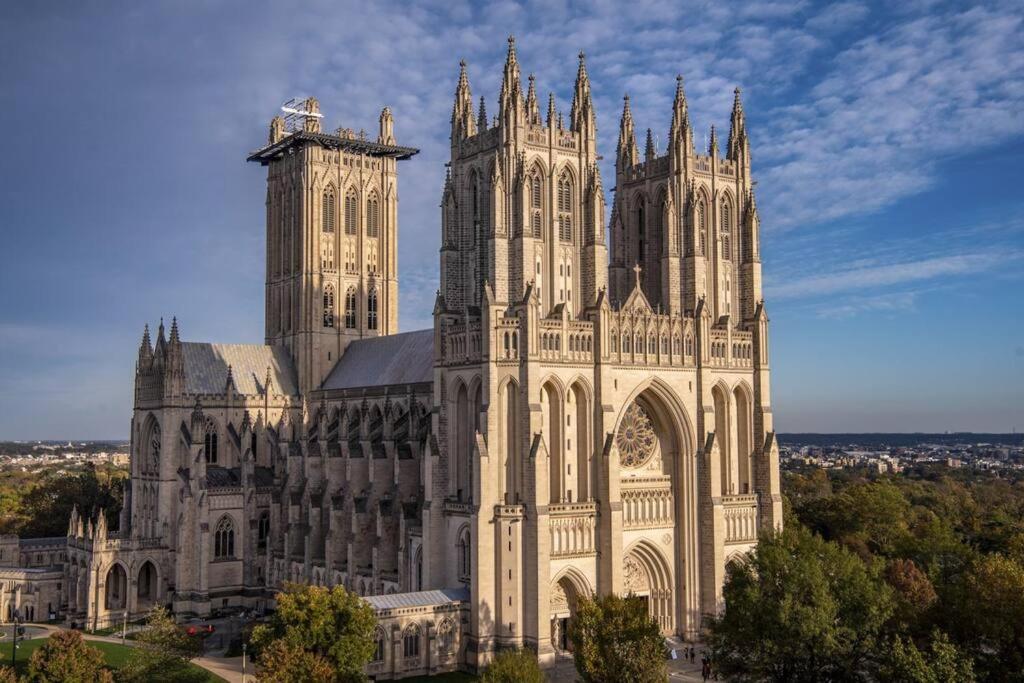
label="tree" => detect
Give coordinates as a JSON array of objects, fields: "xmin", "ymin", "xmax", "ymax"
[
  {"xmin": 480, "ymin": 648, "xmax": 545, "ymax": 683},
  {"xmin": 708, "ymin": 525, "xmax": 894, "ymax": 682},
  {"xmin": 256, "ymin": 639, "xmax": 335, "ymax": 683},
  {"xmin": 119, "ymin": 606, "xmax": 205, "ymax": 683},
  {"xmin": 249, "ymin": 582, "xmax": 376, "ymax": 682},
  {"xmin": 569, "ymin": 593, "xmax": 666, "ymax": 683},
  {"xmin": 960, "ymin": 554, "xmax": 1024, "ymax": 680},
  {"xmin": 26, "ymin": 630, "xmax": 113, "ymax": 683},
  {"xmin": 0, "ymin": 667, "xmax": 16, "ymax": 683},
  {"xmin": 880, "ymin": 631, "xmax": 974, "ymax": 683},
  {"xmin": 16, "ymin": 464, "xmax": 125, "ymax": 537}
]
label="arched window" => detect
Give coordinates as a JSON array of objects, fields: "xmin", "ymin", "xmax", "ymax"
[
  {"xmin": 345, "ymin": 287, "xmax": 357, "ymax": 329},
  {"xmin": 323, "ymin": 284, "xmax": 335, "ymax": 328},
  {"xmin": 530, "ymin": 171, "xmax": 542, "ymax": 238},
  {"xmin": 373, "ymin": 627, "xmax": 386, "ymax": 663},
  {"xmin": 214, "ymin": 516, "xmax": 235, "ymax": 558},
  {"xmin": 637, "ymin": 196, "xmax": 646, "ymax": 263},
  {"xmin": 698, "ymin": 200, "xmax": 707, "ymax": 256},
  {"xmin": 557, "ymin": 171, "xmax": 573, "ymax": 242},
  {"xmin": 438, "ymin": 618, "xmax": 455, "ymax": 654},
  {"xmin": 403, "ymin": 625, "xmax": 421, "ymax": 659},
  {"xmin": 321, "ymin": 189, "xmax": 335, "ymax": 233},
  {"xmin": 146, "ymin": 421, "xmax": 161, "ymax": 475},
  {"xmin": 367, "ymin": 289, "xmax": 378, "ymax": 330},
  {"xmin": 257, "ymin": 511, "xmax": 270, "ymax": 551},
  {"xmin": 457, "ymin": 528, "xmax": 470, "ymax": 581},
  {"xmin": 366, "ymin": 193, "xmax": 380, "ymax": 237},
  {"xmin": 204, "ymin": 419, "xmax": 218, "ymax": 464},
  {"xmin": 721, "ymin": 200, "xmax": 732, "ymax": 260},
  {"xmin": 344, "ymin": 189, "xmax": 357, "ymax": 235}
]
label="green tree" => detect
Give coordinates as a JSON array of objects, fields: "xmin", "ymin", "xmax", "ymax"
[
  {"xmin": 0, "ymin": 666, "xmax": 16, "ymax": 683},
  {"xmin": 26, "ymin": 630, "xmax": 113, "ymax": 683},
  {"xmin": 960, "ymin": 554, "xmax": 1024, "ymax": 680},
  {"xmin": 256, "ymin": 639, "xmax": 334, "ymax": 683},
  {"xmin": 881, "ymin": 631, "xmax": 974, "ymax": 683},
  {"xmin": 569, "ymin": 593, "xmax": 666, "ymax": 683},
  {"xmin": 119, "ymin": 606, "xmax": 205, "ymax": 683},
  {"xmin": 480, "ymin": 648, "xmax": 545, "ymax": 683},
  {"xmin": 17, "ymin": 464, "xmax": 125, "ymax": 537},
  {"xmin": 708, "ymin": 525, "xmax": 894, "ymax": 682},
  {"xmin": 249, "ymin": 582, "xmax": 376, "ymax": 682}
]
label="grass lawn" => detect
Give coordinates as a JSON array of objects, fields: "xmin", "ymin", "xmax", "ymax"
[
  {"xmin": 0, "ymin": 637, "xmax": 225, "ymax": 681},
  {"xmin": 403, "ymin": 673, "xmax": 479, "ymax": 682}
]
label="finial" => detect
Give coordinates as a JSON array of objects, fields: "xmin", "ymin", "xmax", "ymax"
[
  {"xmin": 579, "ymin": 50, "xmax": 586, "ymax": 62},
  {"xmin": 508, "ymin": 34, "xmax": 515, "ymax": 46},
  {"xmin": 633, "ymin": 263, "xmax": 642, "ymax": 288},
  {"xmin": 169, "ymin": 316, "xmax": 179, "ymax": 343},
  {"xmin": 459, "ymin": 58, "xmax": 466, "ymax": 68}
]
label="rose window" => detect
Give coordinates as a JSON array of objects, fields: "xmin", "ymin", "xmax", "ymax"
[{"xmin": 616, "ymin": 403, "xmax": 656, "ymax": 468}]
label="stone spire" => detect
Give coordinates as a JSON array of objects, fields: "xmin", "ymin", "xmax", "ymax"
[
  {"xmin": 378, "ymin": 106, "xmax": 395, "ymax": 145},
  {"xmin": 669, "ymin": 75, "xmax": 692, "ymax": 155},
  {"xmin": 570, "ymin": 50, "xmax": 595, "ymax": 137},
  {"xmin": 645, "ymin": 128, "xmax": 656, "ymax": 161},
  {"xmin": 546, "ymin": 92, "xmax": 556, "ymax": 128},
  {"xmin": 617, "ymin": 94, "xmax": 639, "ymax": 171},
  {"xmin": 451, "ymin": 59, "xmax": 476, "ymax": 141},
  {"xmin": 727, "ymin": 87, "xmax": 748, "ymax": 162},
  {"xmin": 526, "ymin": 74, "xmax": 540, "ymax": 125},
  {"xmin": 708, "ymin": 124, "xmax": 719, "ymax": 156},
  {"xmin": 139, "ymin": 323, "xmax": 153, "ymax": 363},
  {"xmin": 477, "ymin": 96, "xmax": 488, "ymax": 131},
  {"xmin": 499, "ymin": 35, "xmax": 523, "ymax": 122},
  {"xmin": 156, "ymin": 318, "xmax": 166, "ymax": 348}
]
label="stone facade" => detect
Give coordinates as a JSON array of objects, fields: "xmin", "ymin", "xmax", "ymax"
[{"xmin": 2, "ymin": 36, "xmax": 782, "ymax": 678}]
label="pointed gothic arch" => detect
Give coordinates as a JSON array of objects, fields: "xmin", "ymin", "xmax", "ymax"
[{"xmin": 344, "ymin": 187, "xmax": 358, "ymax": 235}]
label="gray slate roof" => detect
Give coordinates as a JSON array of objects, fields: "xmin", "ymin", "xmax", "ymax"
[
  {"xmin": 364, "ymin": 587, "xmax": 469, "ymax": 611},
  {"xmin": 321, "ymin": 330, "xmax": 433, "ymax": 391},
  {"xmin": 181, "ymin": 343, "xmax": 298, "ymax": 396}
]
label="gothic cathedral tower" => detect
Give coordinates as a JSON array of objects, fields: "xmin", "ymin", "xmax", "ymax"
[{"xmin": 249, "ymin": 99, "xmax": 417, "ymax": 395}]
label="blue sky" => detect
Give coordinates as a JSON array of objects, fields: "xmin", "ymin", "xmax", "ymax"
[{"xmin": 0, "ymin": 0, "xmax": 1022, "ymax": 438}]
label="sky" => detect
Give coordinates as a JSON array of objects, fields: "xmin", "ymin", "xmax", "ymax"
[{"xmin": 0, "ymin": 0, "xmax": 1022, "ymax": 439}]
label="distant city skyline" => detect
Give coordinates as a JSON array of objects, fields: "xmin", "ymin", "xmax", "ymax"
[{"xmin": 1, "ymin": 1, "xmax": 1022, "ymax": 438}]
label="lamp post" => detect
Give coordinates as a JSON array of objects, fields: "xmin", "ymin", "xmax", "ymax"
[
  {"xmin": 122, "ymin": 609, "xmax": 128, "ymax": 644},
  {"xmin": 242, "ymin": 642, "xmax": 247, "ymax": 683}
]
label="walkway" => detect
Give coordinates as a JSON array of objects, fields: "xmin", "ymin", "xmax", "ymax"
[{"xmin": 28, "ymin": 624, "xmax": 248, "ymax": 682}]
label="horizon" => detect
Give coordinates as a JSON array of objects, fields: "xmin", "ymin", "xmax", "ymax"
[{"xmin": 1, "ymin": 1, "xmax": 1023, "ymax": 438}]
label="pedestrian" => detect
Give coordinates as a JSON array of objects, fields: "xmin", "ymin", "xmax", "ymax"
[
  {"xmin": 689, "ymin": 646, "xmax": 696, "ymax": 663},
  {"xmin": 701, "ymin": 659, "xmax": 710, "ymax": 682}
]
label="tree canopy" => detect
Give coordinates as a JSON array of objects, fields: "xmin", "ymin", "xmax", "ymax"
[
  {"xmin": 250, "ymin": 582, "xmax": 377, "ymax": 682},
  {"xmin": 569, "ymin": 592, "xmax": 666, "ymax": 683},
  {"xmin": 480, "ymin": 648, "xmax": 546, "ymax": 683},
  {"xmin": 26, "ymin": 630, "xmax": 113, "ymax": 683}
]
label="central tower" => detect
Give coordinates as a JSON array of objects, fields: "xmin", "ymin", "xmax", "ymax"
[{"xmin": 248, "ymin": 99, "xmax": 418, "ymax": 395}]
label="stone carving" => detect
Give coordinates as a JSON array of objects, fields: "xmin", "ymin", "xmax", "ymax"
[
  {"xmin": 616, "ymin": 403, "xmax": 657, "ymax": 468},
  {"xmin": 550, "ymin": 581, "xmax": 568, "ymax": 613},
  {"xmin": 624, "ymin": 555, "xmax": 648, "ymax": 592}
]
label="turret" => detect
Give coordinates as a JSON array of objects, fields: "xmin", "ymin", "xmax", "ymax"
[
  {"xmin": 570, "ymin": 51, "xmax": 596, "ymax": 140},
  {"xmin": 616, "ymin": 94, "xmax": 639, "ymax": 173},
  {"xmin": 526, "ymin": 75, "xmax": 540, "ymax": 125},
  {"xmin": 477, "ymin": 96, "xmax": 488, "ymax": 132},
  {"xmin": 451, "ymin": 60, "xmax": 476, "ymax": 142},
  {"xmin": 726, "ymin": 87, "xmax": 748, "ymax": 163},
  {"xmin": 269, "ymin": 115, "xmax": 286, "ymax": 144},
  {"xmin": 138, "ymin": 323, "xmax": 153, "ymax": 365},
  {"xmin": 498, "ymin": 35, "xmax": 523, "ymax": 126},
  {"xmin": 668, "ymin": 75, "xmax": 692, "ymax": 159},
  {"xmin": 378, "ymin": 106, "xmax": 395, "ymax": 146}
]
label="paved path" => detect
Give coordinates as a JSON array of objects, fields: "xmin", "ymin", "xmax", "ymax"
[{"xmin": 26, "ymin": 624, "xmax": 248, "ymax": 682}]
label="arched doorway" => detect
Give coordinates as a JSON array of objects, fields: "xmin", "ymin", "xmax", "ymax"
[
  {"xmin": 614, "ymin": 380, "xmax": 698, "ymax": 636},
  {"xmin": 137, "ymin": 561, "xmax": 158, "ymax": 609},
  {"xmin": 104, "ymin": 563, "xmax": 128, "ymax": 611},
  {"xmin": 550, "ymin": 570, "xmax": 590, "ymax": 654},
  {"xmin": 624, "ymin": 541, "xmax": 673, "ymax": 633}
]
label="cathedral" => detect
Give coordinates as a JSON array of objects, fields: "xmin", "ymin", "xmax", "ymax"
[{"xmin": 6, "ymin": 37, "xmax": 782, "ymax": 677}]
